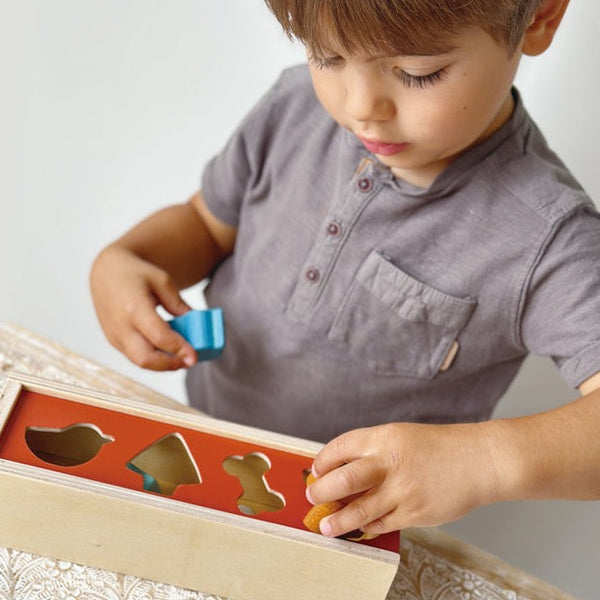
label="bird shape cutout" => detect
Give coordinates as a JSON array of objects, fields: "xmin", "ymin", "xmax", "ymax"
[
  {"xmin": 25, "ymin": 423, "xmax": 114, "ymax": 467},
  {"xmin": 222, "ymin": 452, "xmax": 285, "ymax": 516},
  {"xmin": 126, "ymin": 433, "xmax": 201, "ymax": 496}
]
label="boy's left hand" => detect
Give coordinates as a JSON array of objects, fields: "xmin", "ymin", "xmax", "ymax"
[{"xmin": 306, "ymin": 422, "xmax": 500, "ymax": 537}]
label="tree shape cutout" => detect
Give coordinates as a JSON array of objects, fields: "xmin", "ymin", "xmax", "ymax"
[
  {"xmin": 25, "ymin": 423, "xmax": 114, "ymax": 467},
  {"xmin": 223, "ymin": 452, "xmax": 286, "ymax": 516},
  {"xmin": 126, "ymin": 433, "xmax": 201, "ymax": 495}
]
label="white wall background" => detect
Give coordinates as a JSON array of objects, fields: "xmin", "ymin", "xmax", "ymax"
[{"xmin": 1, "ymin": 2, "xmax": 598, "ymax": 597}]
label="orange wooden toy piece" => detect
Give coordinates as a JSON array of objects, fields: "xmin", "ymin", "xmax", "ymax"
[{"xmin": 302, "ymin": 471, "xmax": 380, "ymax": 541}]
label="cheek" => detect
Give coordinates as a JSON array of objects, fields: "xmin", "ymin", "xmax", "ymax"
[
  {"xmin": 404, "ymin": 96, "xmax": 472, "ymax": 144},
  {"xmin": 412, "ymin": 79, "xmax": 500, "ymax": 144},
  {"xmin": 453, "ymin": 61, "xmax": 518, "ymax": 126},
  {"xmin": 310, "ymin": 74, "xmax": 345, "ymax": 122}
]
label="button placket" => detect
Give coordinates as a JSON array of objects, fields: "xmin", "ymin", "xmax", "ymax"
[{"xmin": 286, "ymin": 165, "xmax": 382, "ymax": 321}]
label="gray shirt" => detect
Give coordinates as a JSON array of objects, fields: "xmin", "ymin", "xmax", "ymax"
[{"xmin": 186, "ymin": 64, "xmax": 600, "ymax": 443}]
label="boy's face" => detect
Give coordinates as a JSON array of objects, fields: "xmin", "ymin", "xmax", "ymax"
[{"xmin": 308, "ymin": 27, "xmax": 522, "ymax": 187}]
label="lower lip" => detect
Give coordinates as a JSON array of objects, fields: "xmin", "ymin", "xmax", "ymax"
[{"xmin": 360, "ymin": 139, "xmax": 408, "ymax": 156}]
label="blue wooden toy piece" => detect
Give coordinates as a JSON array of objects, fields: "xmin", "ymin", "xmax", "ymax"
[{"xmin": 168, "ymin": 308, "xmax": 225, "ymax": 361}]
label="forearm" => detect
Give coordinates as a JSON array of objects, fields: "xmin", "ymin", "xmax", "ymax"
[
  {"xmin": 481, "ymin": 388, "xmax": 600, "ymax": 503},
  {"xmin": 102, "ymin": 193, "xmax": 233, "ymax": 290}
]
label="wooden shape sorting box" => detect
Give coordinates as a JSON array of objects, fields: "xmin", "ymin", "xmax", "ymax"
[{"xmin": 0, "ymin": 374, "xmax": 399, "ymax": 600}]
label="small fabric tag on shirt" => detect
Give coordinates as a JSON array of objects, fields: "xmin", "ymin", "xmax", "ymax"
[
  {"xmin": 439, "ymin": 340, "xmax": 460, "ymax": 372},
  {"xmin": 355, "ymin": 157, "xmax": 375, "ymax": 175}
]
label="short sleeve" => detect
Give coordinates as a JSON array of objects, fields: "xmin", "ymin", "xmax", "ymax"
[
  {"xmin": 520, "ymin": 205, "xmax": 600, "ymax": 387},
  {"xmin": 200, "ymin": 75, "xmax": 284, "ymax": 227}
]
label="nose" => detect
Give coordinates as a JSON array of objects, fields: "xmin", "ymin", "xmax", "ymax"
[{"xmin": 345, "ymin": 70, "xmax": 395, "ymax": 122}]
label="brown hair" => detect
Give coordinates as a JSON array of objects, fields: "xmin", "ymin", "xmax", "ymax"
[{"xmin": 263, "ymin": 0, "xmax": 543, "ymax": 56}]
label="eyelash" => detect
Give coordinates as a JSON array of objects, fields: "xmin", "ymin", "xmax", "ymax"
[
  {"xmin": 310, "ymin": 55, "xmax": 447, "ymax": 90},
  {"xmin": 310, "ymin": 55, "xmax": 344, "ymax": 69},
  {"xmin": 394, "ymin": 67, "xmax": 447, "ymax": 89}
]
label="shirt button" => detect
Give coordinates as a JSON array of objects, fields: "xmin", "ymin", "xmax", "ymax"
[
  {"xmin": 326, "ymin": 221, "xmax": 341, "ymax": 237},
  {"xmin": 305, "ymin": 268, "xmax": 320, "ymax": 283},
  {"xmin": 357, "ymin": 177, "xmax": 372, "ymax": 192}
]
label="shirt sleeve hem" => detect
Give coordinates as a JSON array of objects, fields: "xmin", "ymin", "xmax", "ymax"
[
  {"xmin": 200, "ymin": 168, "xmax": 241, "ymax": 228},
  {"xmin": 559, "ymin": 340, "xmax": 600, "ymax": 388}
]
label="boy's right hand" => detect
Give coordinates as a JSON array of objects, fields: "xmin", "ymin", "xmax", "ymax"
[{"xmin": 90, "ymin": 245, "xmax": 197, "ymax": 371}]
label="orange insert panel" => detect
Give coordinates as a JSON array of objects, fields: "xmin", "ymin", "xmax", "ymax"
[{"xmin": 0, "ymin": 390, "xmax": 399, "ymax": 553}]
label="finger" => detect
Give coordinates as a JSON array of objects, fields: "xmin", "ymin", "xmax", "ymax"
[
  {"xmin": 312, "ymin": 428, "xmax": 372, "ymax": 478},
  {"xmin": 132, "ymin": 304, "xmax": 196, "ymax": 366},
  {"xmin": 307, "ymin": 457, "xmax": 379, "ymax": 505},
  {"xmin": 150, "ymin": 276, "xmax": 192, "ymax": 318},
  {"xmin": 123, "ymin": 328, "xmax": 189, "ymax": 371},
  {"xmin": 319, "ymin": 489, "xmax": 393, "ymax": 538},
  {"xmin": 360, "ymin": 509, "xmax": 403, "ymax": 537}
]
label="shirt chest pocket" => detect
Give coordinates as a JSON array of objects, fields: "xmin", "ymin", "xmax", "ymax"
[{"xmin": 328, "ymin": 250, "xmax": 477, "ymax": 379}]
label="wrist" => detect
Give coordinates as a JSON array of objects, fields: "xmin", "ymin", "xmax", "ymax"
[{"xmin": 473, "ymin": 419, "xmax": 528, "ymax": 504}]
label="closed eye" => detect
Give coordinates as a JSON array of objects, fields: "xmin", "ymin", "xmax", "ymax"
[
  {"xmin": 308, "ymin": 54, "xmax": 345, "ymax": 70},
  {"xmin": 394, "ymin": 67, "xmax": 447, "ymax": 89}
]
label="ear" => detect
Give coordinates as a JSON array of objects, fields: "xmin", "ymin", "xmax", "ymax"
[{"xmin": 522, "ymin": 0, "xmax": 570, "ymax": 56}]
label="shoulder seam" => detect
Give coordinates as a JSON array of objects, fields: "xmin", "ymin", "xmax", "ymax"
[{"xmin": 512, "ymin": 203, "xmax": 591, "ymax": 352}]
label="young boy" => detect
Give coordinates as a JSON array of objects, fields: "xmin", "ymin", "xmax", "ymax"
[{"xmin": 90, "ymin": 0, "xmax": 600, "ymax": 542}]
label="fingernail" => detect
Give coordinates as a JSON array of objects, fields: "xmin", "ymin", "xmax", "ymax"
[
  {"xmin": 305, "ymin": 486, "xmax": 315, "ymax": 505},
  {"xmin": 320, "ymin": 517, "xmax": 333, "ymax": 537},
  {"xmin": 183, "ymin": 355, "xmax": 195, "ymax": 367},
  {"xmin": 311, "ymin": 464, "xmax": 319, "ymax": 478}
]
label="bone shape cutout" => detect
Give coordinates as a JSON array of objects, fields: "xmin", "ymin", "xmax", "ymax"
[{"xmin": 222, "ymin": 452, "xmax": 286, "ymax": 516}]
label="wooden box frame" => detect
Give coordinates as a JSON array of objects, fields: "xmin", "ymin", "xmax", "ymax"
[{"xmin": 0, "ymin": 374, "xmax": 398, "ymax": 600}]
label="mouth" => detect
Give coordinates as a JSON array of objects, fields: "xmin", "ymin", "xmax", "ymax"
[{"xmin": 359, "ymin": 137, "xmax": 408, "ymax": 156}]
